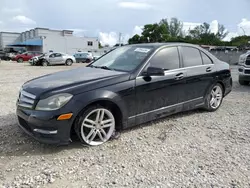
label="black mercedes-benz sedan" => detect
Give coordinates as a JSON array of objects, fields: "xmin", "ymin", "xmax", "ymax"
[{"xmin": 16, "ymin": 43, "xmax": 232, "ymax": 146}]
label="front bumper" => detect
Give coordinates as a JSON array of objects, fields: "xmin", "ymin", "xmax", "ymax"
[
  {"xmin": 238, "ymin": 65, "xmax": 250, "ymax": 75},
  {"xmin": 16, "ymin": 107, "xmax": 74, "ymax": 145},
  {"xmin": 238, "ymin": 65, "xmax": 250, "ymax": 81}
]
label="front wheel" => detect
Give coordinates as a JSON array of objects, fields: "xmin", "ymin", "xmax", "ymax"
[
  {"xmin": 75, "ymin": 105, "xmax": 116, "ymax": 146},
  {"xmin": 65, "ymin": 59, "xmax": 73, "ymax": 66},
  {"xmin": 204, "ymin": 83, "xmax": 224, "ymax": 112},
  {"xmin": 42, "ymin": 60, "xmax": 49, "ymax": 66},
  {"xmin": 17, "ymin": 58, "xmax": 23, "ymax": 63}
]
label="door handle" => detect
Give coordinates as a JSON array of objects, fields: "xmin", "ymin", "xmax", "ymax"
[
  {"xmin": 175, "ymin": 73, "xmax": 184, "ymax": 80},
  {"xmin": 206, "ymin": 67, "xmax": 212, "ymax": 72}
]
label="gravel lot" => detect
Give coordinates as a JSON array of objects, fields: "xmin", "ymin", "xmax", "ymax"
[{"xmin": 0, "ymin": 61, "xmax": 250, "ymax": 188}]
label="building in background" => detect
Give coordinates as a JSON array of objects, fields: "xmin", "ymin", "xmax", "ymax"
[{"xmin": 0, "ymin": 28, "xmax": 99, "ymax": 54}]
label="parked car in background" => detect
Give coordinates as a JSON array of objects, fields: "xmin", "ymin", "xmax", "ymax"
[
  {"xmin": 93, "ymin": 55, "xmax": 101, "ymax": 61},
  {"xmin": 73, "ymin": 52, "xmax": 93, "ymax": 63},
  {"xmin": 30, "ymin": 52, "xmax": 76, "ymax": 66},
  {"xmin": 0, "ymin": 51, "xmax": 17, "ymax": 61},
  {"xmin": 16, "ymin": 43, "xmax": 232, "ymax": 146},
  {"xmin": 238, "ymin": 51, "xmax": 250, "ymax": 85},
  {"xmin": 29, "ymin": 53, "xmax": 46, "ymax": 65},
  {"xmin": 13, "ymin": 51, "xmax": 43, "ymax": 63}
]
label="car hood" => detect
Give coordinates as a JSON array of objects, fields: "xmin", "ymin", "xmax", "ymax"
[
  {"xmin": 22, "ymin": 67, "xmax": 129, "ymax": 97},
  {"xmin": 239, "ymin": 52, "xmax": 250, "ymax": 59}
]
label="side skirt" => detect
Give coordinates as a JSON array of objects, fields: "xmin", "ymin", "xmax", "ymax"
[{"xmin": 124, "ymin": 97, "xmax": 204, "ymax": 129}]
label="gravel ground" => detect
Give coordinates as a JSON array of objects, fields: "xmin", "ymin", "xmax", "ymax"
[{"xmin": 0, "ymin": 61, "xmax": 250, "ymax": 188}]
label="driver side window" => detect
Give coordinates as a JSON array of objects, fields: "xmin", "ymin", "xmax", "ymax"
[
  {"xmin": 49, "ymin": 53, "xmax": 55, "ymax": 58},
  {"xmin": 148, "ymin": 47, "xmax": 180, "ymax": 70},
  {"xmin": 55, "ymin": 53, "xmax": 62, "ymax": 57}
]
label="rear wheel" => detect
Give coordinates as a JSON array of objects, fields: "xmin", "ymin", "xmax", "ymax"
[
  {"xmin": 86, "ymin": 59, "xmax": 91, "ymax": 63},
  {"xmin": 239, "ymin": 79, "xmax": 249, "ymax": 85},
  {"xmin": 17, "ymin": 58, "xmax": 23, "ymax": 63},
  {"xmin": 204, "ymin": 83, "xmax": 224, "ymax": 112},
  {"xmin": 74, "ymin": 105, "xmax": 116, "ymax": 146}
]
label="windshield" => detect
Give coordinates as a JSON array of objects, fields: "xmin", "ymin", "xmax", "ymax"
[{"xmin": 89, "ymin": 46, "xmax": 154, "ymax": 72}]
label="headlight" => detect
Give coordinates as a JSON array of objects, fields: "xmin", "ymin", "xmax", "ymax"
[{"xmin": 35, "ymin": 93, "xmax": 73, "ymax": 111}]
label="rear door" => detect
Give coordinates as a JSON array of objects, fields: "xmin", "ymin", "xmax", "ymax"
[{"xmin": 179, "ymin": 46, "xmax": 216, "ymax": 108}]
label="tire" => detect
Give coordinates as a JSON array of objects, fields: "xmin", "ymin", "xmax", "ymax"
[
  {"xmin": 74, "ymin": 105, "xmax": 116, "ymax": 146},
  {"xmin": 17, "ymin": 58, "xmax": 23, "ymax": 63},
  {"xmin": 239, "ymin": 79, "xmax": 249, "ymax": 85},
  {"xmin": 204, "ymin": 83, "xmax": 224, "ymax": 112},
  {"xmin": 65, "ymin": 59, "xmax": 73, "ymax": 66},
  {"xmin": 86, "ymin": 59, "xmax": 91, "ymax": 63},
  {"xmin": 42, "ymin": 60, "xmax": 49, "ymax": 66}
]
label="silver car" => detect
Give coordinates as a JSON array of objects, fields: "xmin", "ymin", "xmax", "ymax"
[
  {"xmin": 36, "ymin": 52, "xmax": 76, "ymax": 66},
  {"xmin": 238, "ymin": 50, "xmax": 250, "ymax": 85}
]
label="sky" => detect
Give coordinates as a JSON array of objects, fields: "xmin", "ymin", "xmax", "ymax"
[{"xmin": 0, "ymin": 0, "xmax": 250, "ymax": 46}]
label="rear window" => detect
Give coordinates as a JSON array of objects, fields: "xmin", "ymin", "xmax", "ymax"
[
  {"xmin": 201, "ymin": 51, "xmax": 213, "ymax": 64},
  {"xmin": 182, "ymin": 47, "xmax": 203, "ymax": 67}
]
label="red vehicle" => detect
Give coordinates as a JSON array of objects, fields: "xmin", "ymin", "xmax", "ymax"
[{"xmin": 13, "ymin": 51, "xmax": 43, "ymax": 63}]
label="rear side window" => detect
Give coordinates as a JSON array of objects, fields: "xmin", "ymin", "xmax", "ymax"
[
  {"xmin": 149, "ymin": 47, "xmax": 180, "ymax": 70},
  {"xmin": 182, "ymin": 47, "xmax": 202, "ymax": 67},
  {"xmin": 201, "ymin": 51, "xmax": 213, "ymax": 64}
]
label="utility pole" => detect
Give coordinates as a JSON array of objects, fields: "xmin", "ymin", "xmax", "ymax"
[
  {"xmin": 118, "ymin": 32, "xmax": 122, "ymax": 47},
  {"xmin": 240, "ymin": 27, "xmax": 246, "ymax": 36}
]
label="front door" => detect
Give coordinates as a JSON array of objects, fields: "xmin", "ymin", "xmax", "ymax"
[
  {"xmin": 48, "ymin": 53, "xmax": 56, "ymax": 64},
  {"xmin": 133, "ymin": 46, "xmax": 188, "ymax": 125},
  {"xmin": 25, "ymin": 52, "xmax": 33, "ymax": 61},
  {"xmin": 54, "ymin": 53, "xmax": 64, "ymax": 64}
]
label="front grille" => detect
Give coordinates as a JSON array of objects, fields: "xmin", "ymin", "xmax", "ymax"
[
  {"xmin": 244, "ymin": 70, "xmax": 250, "ymax": 74},
  {"xmin": 18, "ymin": 90, "xmax": 36, "ymax": 109},
  {"xmin": 245, "ymin": 56, "xmax": 250, "ymax": 65}
]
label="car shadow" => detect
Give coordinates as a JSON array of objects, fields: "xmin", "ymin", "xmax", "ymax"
[
  {"xmin": 232, "ymin": 82, "xmax": 250, "ymax": 93},
  {"xmin": 121, "ymin": 108, "xmax": 205, "ymax": 133},
  {"xmin": 0, "ymin": 109, "xmax": 204, "ymax": 157},
  {"xmin": 0, "ymin": 113, "xmax": 86, "ymax": 157}
]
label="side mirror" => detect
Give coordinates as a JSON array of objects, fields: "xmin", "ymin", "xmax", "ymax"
[{"xmin": 143, "ymin": 66, "xmax": 165, "ymax": 76}]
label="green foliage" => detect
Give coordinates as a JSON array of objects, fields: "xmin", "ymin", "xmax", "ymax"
[
  {"xmin": 128, "ymin": 17, "xmax": 249, "ymax": 47},
  {"xmin": 230, "ymin": 35, "xmax": 250, "ymax": 47},
  {"xmin": 98, "ymin": 42, "xmax": 103, "ymax": 48}
]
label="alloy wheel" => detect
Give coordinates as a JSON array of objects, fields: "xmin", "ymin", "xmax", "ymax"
[
  {"xmin": 210, "ymin": 85, "xmax": 223, "ymax": 109},
  {"xmin": 66, "ymin": 59, "xmax": 73, "ymax": 66},
  {"xmin": 80, "ymin": 108, "xmax": 115, "ymax": 146},
  {"xmin": 42, "ymin": 61, "xmax": 48, "ymax": 66}
]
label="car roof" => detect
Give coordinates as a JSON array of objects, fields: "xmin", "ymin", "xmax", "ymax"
[
  {"xmin": 75, "ymin": 52, "xmax": 91, "ymax": 54},
  {"xmin": 128, "ymin": 42, "xmax": 200, "ymax": 49}
]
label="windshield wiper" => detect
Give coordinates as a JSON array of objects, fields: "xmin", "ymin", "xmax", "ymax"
[
  {"xmin": 89, "ymin": 65, "xmax": 113, "ymax": 70},
  {"xmin": 100, "ymin": 66, "xmax": 112, "ymax": 70}
]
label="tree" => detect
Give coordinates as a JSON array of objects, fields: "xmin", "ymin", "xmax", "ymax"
[
  {"xmin": 169, "ymin": 18, "xmax": 184, "ymax": 38},
  {"xmin": 127, "ymin": 17, "xmax": 230, "ymax": 46},
  {"xmin": 216, "ymin": 24, "xmax": 229, "ymax": 40},
  {"xmin": 188, "ymin": 22, "xmax": 211, "ymax": 39},
  {"xmin": 187, "ymin": 22, "xmax": 227, "ymax": 45},
  {"xmin": 231, "ymin": 35, "xmax": 250, "ymax": 48},
  {"xmin": 141, "ymin": 23, "xmax": 167, "ymax": 42},
  {"xmin": 98, "ymin": 42, "xmax": 103, "ymax": 48},
  {"xmin": 128, "ymin": 34, "xmax": 141, "ymax": 44}
]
